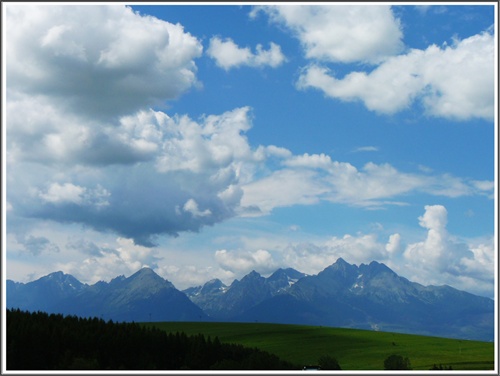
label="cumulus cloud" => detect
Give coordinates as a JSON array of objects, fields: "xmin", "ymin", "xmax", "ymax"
[
  {"xmin": 9, "ymin": 106, "xmax": 268, "ymax": 246},
  {"xmin": 283, "ymin": 153, "xmax": 334, "ymax": 169},
  {"xmin": 38, "ymin": 183, "xmax": 110, "ymax": 207},
  {"xmin": 215, "ymin": 248, "xmax": 278, "ymax": 275},
  {"xmin": 404, "ymin": 205, "xmax": 472, "ymax": 275},
  {"xmin": 6, "ymin": 94, "xmax": 159, "ymax": 166},
  {"xmin": 5, "ymin": 4, "xmax": 204, "ymax": 170},
  {"xmin": 181, "ymin": 199, "xmax": 212, "ymax": 218},
  {"xmin": 385, "ymin": 233, "xmax": 402, "ymax": 255},
  {"xmin": 39, "ymin": 183, "xmax": 86, "ymax": 205},
  {"xmin": 155, "ymin": 107, "xmax": 261, "ymax": 174},
  {"xmin": 207, "ymin": 36, "xmax": 286, "ymax": 70},
  {"xmin": 6, "ymin": 5, "xmax": 272, "ymax": 247},
  {"xmin": 297, "ymin": 31, "xmax": 494, "ymax": 120},
  {"xmin": 252, "ymin": 5, "xmax": 403, "ymax": 64},
  {"xmin": 402, "ymin": 205, "xmax": 494, "ymax": 296},
  {"xmin": 6, "ymin": 4, "xmax": 202, "ymax": 120}
]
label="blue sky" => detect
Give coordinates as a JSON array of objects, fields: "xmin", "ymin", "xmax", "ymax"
[{"xmin": 3, "ymin": 3, "xmax": 497, "ymax": 298}]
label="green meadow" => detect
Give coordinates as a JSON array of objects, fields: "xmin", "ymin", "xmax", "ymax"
[{"xmin": 143, "ymin": 322, "xmax": 495, "ymax": 371}]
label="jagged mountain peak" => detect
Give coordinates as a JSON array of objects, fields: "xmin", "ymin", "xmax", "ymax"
[
  {"xmin": 335, "ymin": 257, "xmax": 349, "ymax": 265},
  {"xmin": 267, "ymin": 268, "xmax": 305, "ymax": 291},
  {"xmin": 40, "ymin": 271, "xmax": 85, "ymax": 289},
  {"xmin": 125, "ymin": 267, "xmax": 175, "ymax": 291},
  {"xmin": 334, "ymin": 257, "xmax": 357, "ymax": 268},
  {"xmin": 268, "ymin": 267, "xmax": 303, "ymax": 280},
  {"xmin": 7, "ymin": 266, "xmax": 208, "ymax": 323},
  {"xmin": 130, "ymin": 266, "xmax": 158, "ymax": 277},
  {"xmin": 109, "ymin": 275, "xmax": 126, "ymax": 285},
  {"xmin": 231, "ymin": 270, "xmax": 264, "ymax": 286},
  {"xmin": 320, "ymin": 258, "xmax": 358, "ymax": 279},
  {"xmin": 46, "ymin": 270, "xmax": 65, "ymax": 278},
  {"xmin": 200, "ymin": 279, "xmax": 227, "ymax": 294},
  {"xmin": 245, "ymin": 270, "xmax": 262, "ymax": 278},
  {"xmin": 7, "ymin": 262, "xmax": 494, "ymax": 341},
  {"xmin": 45, "ymin": 270, "xmax": 77, "ymax": 280},
  {"xmin": 357, "ymin": 261, "xmax": 399, "ymax": 284},
  {"xmin": 204, "ymin": 278, "xmax": 224, "ymax": 286},
  {"xmin": 365, "ymin": 260, "xmax": 394, "ymax": 274}
]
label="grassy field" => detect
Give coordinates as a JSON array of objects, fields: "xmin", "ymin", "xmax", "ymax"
[{"xmin": 142, "ymin": 321, "xmax": 495, "ymax": 371}]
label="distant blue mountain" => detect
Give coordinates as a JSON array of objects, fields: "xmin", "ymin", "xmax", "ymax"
[
  {"xmin": 185, "ymin": 259, "xmax": 494, "ymax": 341},
  {"xmin": 7, "ymin": 267, "xmax": 208, "ymax": 323},
  {"xmin": 7, "ymin": 260, "xmax": 494, "ymax": 341},
  {"xmin": 183, "ymin": 267, "xmax": 306, "ymax": 319}
]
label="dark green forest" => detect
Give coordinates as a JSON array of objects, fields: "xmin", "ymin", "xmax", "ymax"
[{"xmin": 6, "ymin": 309, "xmax": 297, "ymax": 370}]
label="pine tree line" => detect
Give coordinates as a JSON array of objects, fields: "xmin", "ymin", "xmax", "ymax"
[{"xmin": 7, "ymin": 309, "xmax": 297, "ymax": 370}]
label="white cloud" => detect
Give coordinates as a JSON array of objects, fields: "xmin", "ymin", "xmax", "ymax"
[
  {"xmin": 461, "ymin": 241, "xmax": 496, "ymax": 282},
  {"xmin": 418, "ymin": 204, "xmax": 448, "ymax": 231},
  {"xmin": 352, "ymin": 146, "xmax": 379, "ymax": 153},
  {"xmin": 155, "ymin": 107, "xmax": 260, "ymax": 174},
  {"xmin": 6, "ymin": 4, "xmax": 202, "ymax": 120},
  {"xmin": 385, "ymin": 233, "xmax": 402, "ymax": 255},
  {"xmin": 241, "ymin": 169, "xmax": 328, "ymax": 215},
  {"xmin": 182, "ymin": 199, "xmax": 212, "ymax": 218},
  {"xmin": 38, "ymin": 183, "xmax": 110, "ymax": 207},
  {"xmin": 402, "ymin": 205, "xmax": 494, "ymax": 295},
  {"xmin": 472, "ymin": 180, "xmax": 495, "ymax": 191},
  {"xmin": 215, "ymin": 248, "xmax": 278, "ymax": 275},
  {"xmin": 253, "ymin": 5, "xmax": 403, "ymax": 64},
  {"xmin": 207, "ymin": 36, "xmax": 286, "ymax": 70},
  {"xmin": 39, "ymin": 183, "xmax": 86, "ymax": 205},
  {"xmin": 283, "ymin": 153, "xmax": 333, "ymax": 169},
  {"xmin": 403, "ymin": 205, "xmax": 468, "ymax": 274},
  {"xmin": 264, "ymin": 145, "xmax": 293, "ymax": 159},
  {"xmin": 242, "ymin": 153, "xmax": 491, "ymax": 214},
  {"xmin": 297, "ymin": 31, "xmax": 494, "ymax": 121}
]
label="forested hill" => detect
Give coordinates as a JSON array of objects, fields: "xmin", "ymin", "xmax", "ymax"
[{"xmin": 6, "ymin": 309, "xmax": 297, "ymax": 370}]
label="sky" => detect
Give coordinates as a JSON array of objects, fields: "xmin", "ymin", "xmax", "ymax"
[{"xmin": 2, "ymin": 2, "xmax": 497, "ymax": 299}]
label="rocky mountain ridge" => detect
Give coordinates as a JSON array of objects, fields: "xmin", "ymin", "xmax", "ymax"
[{"xmin": 7, "ymin": 259, "xmax": 494, "ymax": 341}]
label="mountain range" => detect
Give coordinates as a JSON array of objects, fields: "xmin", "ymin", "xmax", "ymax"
[{"xmin": 6, "ymin": 258, "xmax": 494, "ymax": 341}]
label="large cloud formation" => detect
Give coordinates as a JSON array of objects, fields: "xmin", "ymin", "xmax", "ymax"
[
  {"xmin": 5, "ymin": 4, "xmax": 243, "ymax": 246},
  {"xmin": 9, "ymin": 106, "xmax": 266, "ymax": 246},
  {"xmin": 5, "ymin": 4, "xmax": 494, "ymax": 253}
]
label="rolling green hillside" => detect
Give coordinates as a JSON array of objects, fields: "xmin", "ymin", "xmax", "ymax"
[{"xmin": 143, "ymin": 322, "xmax": 495, "ymax": 370}]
